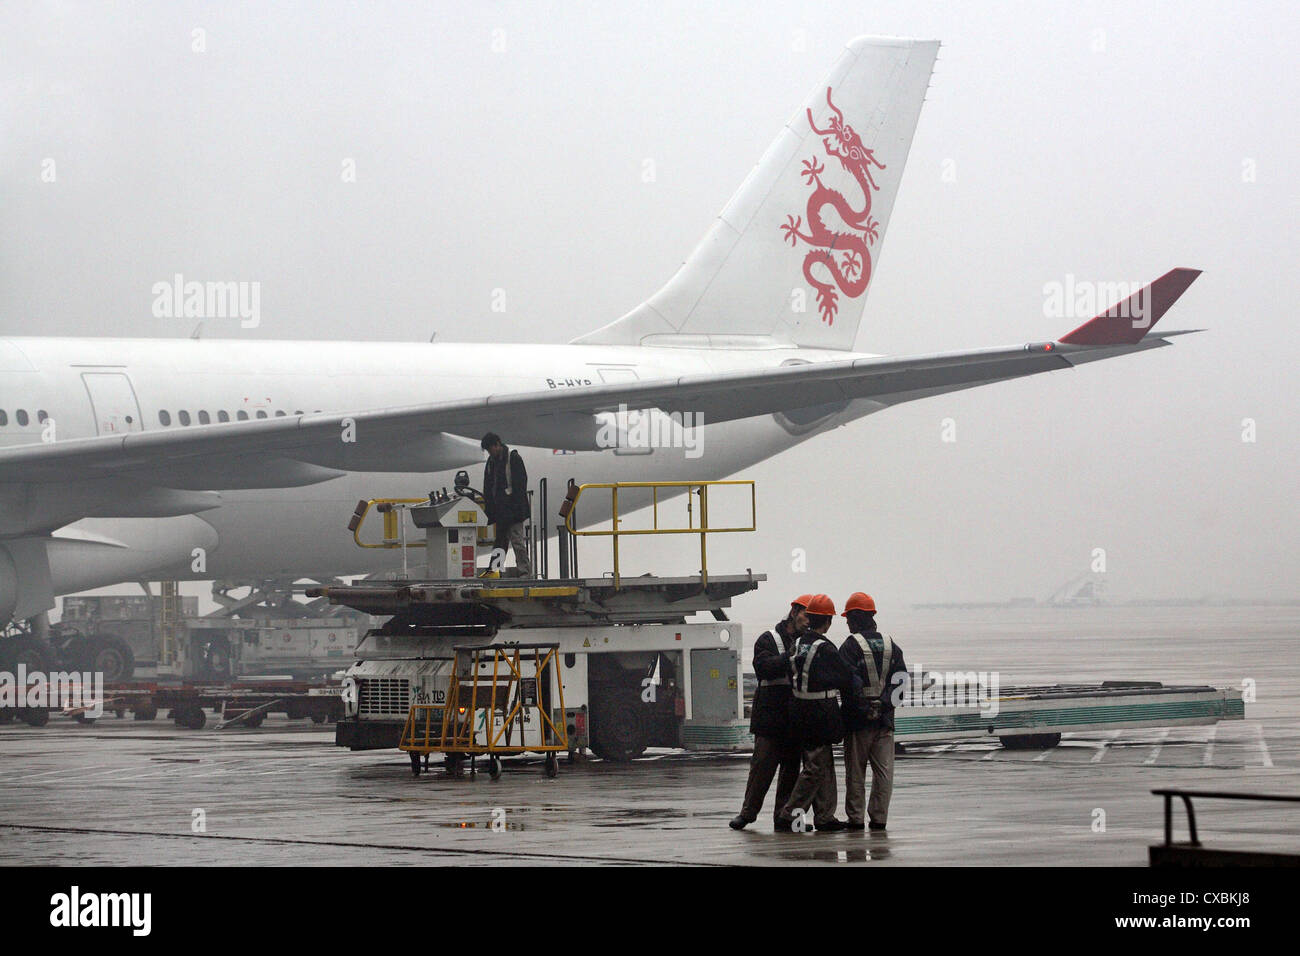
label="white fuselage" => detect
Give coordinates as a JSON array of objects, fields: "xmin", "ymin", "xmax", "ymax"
[{"xmin": 0, "ymin": 337, "xmax": 879, "ymax": 592}]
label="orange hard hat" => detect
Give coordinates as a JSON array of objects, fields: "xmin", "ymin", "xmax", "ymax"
[
  {"xmin": 842, "ymin": 592, "xmax": 877, "ymax": 615},
  {"xmin": 804, "ymin": 593, "xmax": 836, "ymax": 616},
  {"xmin": 791, "ymin": 594, "xmax": 813, "ymax": 609}
]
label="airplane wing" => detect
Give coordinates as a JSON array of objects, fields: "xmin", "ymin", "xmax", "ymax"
[{"xmin": 0, "ymin": 269, "xmax": 1200, "ymax": 533}]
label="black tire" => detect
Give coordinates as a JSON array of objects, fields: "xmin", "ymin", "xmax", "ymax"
[
  {"xmin": 410, "ymin": 752, "xmax": 422, "ymax": 776},
  {"xmin": 488, "ymin": 756, "xmax": 501, "ymax": 780},
  {"xmin": 0, "ymin": 710, "xmax": 15, "ymax": 725},
  {"xmin": 243, "ymin": 712, "xmax": 265, "ymax": 728},
  {"xmin": 310, "ymin": 713, "xmax": 327, "ymax": 724},
  {"xmin": 57, "ymin": 634, "xmax": 94, "ymax": 671},
  {"xmin": 588, "ymin": 692, "xmax": 647, "ymax": 762},
  {"xmin": 74, "ymin": 714, "xmax": 97, "ymax": 725},
  {"xmin": 1, "ymin": 636, "xmax": 56, "ymax": 728},
  {"xmin": 999, "ymin": 732, "xmax": 1062, "ymax": 750},
  {"xmin": 133, "ymin": 701, "xmax": 158, "ymax": 721},
  {"xmin": 173, "ymin": 704, "xmax": 206, "ymax": 730},
  {"xmin": 86, "ymin": 634, "xmax": 134, "ymax": 683},
  {"xmin": 545, "ymin": 753, "xmax": 559, "ymax": 778},
  {"xmin": 0, "ymin": 634, "xmax": 58, "ymax": 674}
]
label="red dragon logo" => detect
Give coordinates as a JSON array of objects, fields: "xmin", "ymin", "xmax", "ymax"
[{"xmin": 780, "ymin": 87, "xmax": 885, "ymax": 325}]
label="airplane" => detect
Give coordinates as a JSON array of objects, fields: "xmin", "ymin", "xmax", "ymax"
[{"xmin": 0, "ymin": 36, "xmax": 1201, "ymax": 671}]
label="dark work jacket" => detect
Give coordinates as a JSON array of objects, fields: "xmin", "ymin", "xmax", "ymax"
[
  {"xmin": 749, "ymin": 619, "xmax": 797, "ymax": 740},
  {"xmin": 483, "ymin": 448, "xmax": 529, "ymax": 526},
  {"xmin": 788, "ymin": 630, "xmax": 856, "ymax": 748},
  {"xmin": 839, "ymin": 624, "xmax": 907, "ymax": 732}
]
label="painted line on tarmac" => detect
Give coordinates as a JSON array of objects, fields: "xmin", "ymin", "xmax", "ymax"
[
  {"xmin": 1202, "ymin": 723, "xmax": 1218, "ymax": 767},
  {"xmin": 1090, "ymin": 730, "xmax": 1121, "ymax": 764},
  {"xmin": 1144, "ymin": 728, "xmax": 1170, "ymax": 765},
  {"xmin": 1256, "ymin": 723, "xmax": 1274, "ymax": 768},
  {"xmin": 921, "ymin": 744, "xmax": 956, "ymax": 759},
  {"xmin": 0, "ymin": 822, "xmax": 728, "ymax": 866}
]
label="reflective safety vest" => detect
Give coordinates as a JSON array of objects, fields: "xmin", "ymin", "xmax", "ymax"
[
  {"xmin": 853, "ymin": 633, "xmax": 894, "ymax": 699},
  {"xmin": 791, "ymin": 638, "xmax": 835, "ymax": 700},
  {"xmin": 757, "ymin": 630, "xmax": 790, "ymax": 687}
]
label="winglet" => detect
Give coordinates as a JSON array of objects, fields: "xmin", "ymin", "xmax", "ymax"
[{"xmin": 1058, "ymin": 268, "xmax": 1202, "ymax": 346}]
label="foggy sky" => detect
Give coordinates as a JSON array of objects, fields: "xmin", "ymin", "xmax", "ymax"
[{"xmin": 2, "ymin": 0, "xmax": 1296, "ymax": 619}]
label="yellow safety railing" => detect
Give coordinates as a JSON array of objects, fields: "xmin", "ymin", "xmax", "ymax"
[
  {"xmin": 562, "ymin": 480, "xmax": 755, "ymax": 589},
  {"xmin": 348, "ymin": 497, "xmax": 429, "ymax": 549}
]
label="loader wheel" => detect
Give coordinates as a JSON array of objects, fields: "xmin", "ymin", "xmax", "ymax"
[
  {"xmin": 58, "ymin": 634, "xmax": 94, "ymax": 671},
  {"xmin": 133, "ymin": 701, "xmax": 158, "ymax": 721},
  {"xmin": 488, "ymin": 756, "xmax": 502, "ymax": 780},
  {"xmin": 410, "ymin": 752, "xmax": 422, "ymax": 777},
  {"xmin": 86, "ymin": 635, "xmax": 135, "ymax": 683},
  {"xmin": 545, "ymin": 753, "xmax": 559, "ymax": 778},
  {"xmin": 588, "ymin": 693, "xmax": 647, "ymax": 762},
  {"xmin": 1, "ymin": 636, "xmax": 57, "ymax": 728},
  {"xmin": 173, "ymin": 704, "xmax": 206, "ymax": 730},
  {"xmin": 0, "ymin": 634, "xmax": 57, "ymax": 675}
]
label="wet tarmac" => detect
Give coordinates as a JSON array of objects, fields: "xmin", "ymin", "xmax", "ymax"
[{"xmin": 2, "ymin": 713, "xmax": 1296, "ymax": 866}]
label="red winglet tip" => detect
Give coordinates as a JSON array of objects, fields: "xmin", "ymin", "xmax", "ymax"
[{"xmin": 1058, "ymin": 268, "xmax": 1201, "ymax": 346}]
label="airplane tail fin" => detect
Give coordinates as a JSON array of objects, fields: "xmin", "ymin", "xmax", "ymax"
[{"xmin": 574, "ymin": 36, "xmax": 939, "ymax": 351}]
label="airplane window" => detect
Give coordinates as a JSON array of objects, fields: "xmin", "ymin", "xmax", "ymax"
[
  {"xmin": 159, "ymin": 410, "xmax": 171, "ymax": 426},
  {"xmin": 294, "ymin": 410, "xmax": 303, "ymax": 416},
  {"xmin": 0, "ymin": 410, "xmax": 7, "ymax": 426},
  {"xmin": 16, "ymin": 410, "xmax": 28, "ymax": 426},
  {"xmin": 274, "ymin": 410, "xmax": 286, "ymax": 417},
  {"xmin": 37, "ymin": 410, "xmax": 48, "ymax": 423},
  {"xmin": 217, "ymin": 410, "xmax": 229, "ymax": 423},
  {"xmin": 255, "ymin": 410, "xmax": 267, "ymax": 419},
  {"xmin": 178, "ymin": 410, "xmax": 191, "ymax": 426},
  {"xmin": 198, "ymin": 411, "xmax": 210, "ymax": 425},
  {"xmin": 237, "ymin": 410, "xmax": 249, "ymax": 421}
]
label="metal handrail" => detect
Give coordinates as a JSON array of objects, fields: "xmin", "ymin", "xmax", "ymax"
[
  {"xmin": 1152, "ymin": 788, "xmax": 1300, "ymax": 847},
  {"xmin": 562, "ymin": 480, "xmax": 756, "ymax": 589},
  {"xmin": 349, "ymin": 497, "xmax": 429, "ymax": 549}
]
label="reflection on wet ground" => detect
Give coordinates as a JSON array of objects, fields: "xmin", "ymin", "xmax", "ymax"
[{"xmin": 2, "ymin": 711, "xmax": 1296, "ymax": 865}]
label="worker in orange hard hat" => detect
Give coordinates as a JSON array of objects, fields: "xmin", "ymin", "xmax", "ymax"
[
  {"xmin": 730, "ymin": 596, "xmax": 811, "ymax": 831},
  {"xmin": 838, "ymin": 592, "xmax": 907, "ymax": 831},
  {"xmin": 776, "ymin": 593, "xmax": 856, "ymax": 833}
]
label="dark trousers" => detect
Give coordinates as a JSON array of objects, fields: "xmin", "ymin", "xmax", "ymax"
[
  {"xmin": 738, "ymin": 735, "xmax": 800, "ymax": 824},
  {"xmin": 781, "ymin": 744, "xmax": 838, "ymax": 828}
]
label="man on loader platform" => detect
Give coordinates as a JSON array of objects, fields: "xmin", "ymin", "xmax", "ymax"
[{"xmin": 480, "ymin": 432, "xmax": 532, "ymax": 578}]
